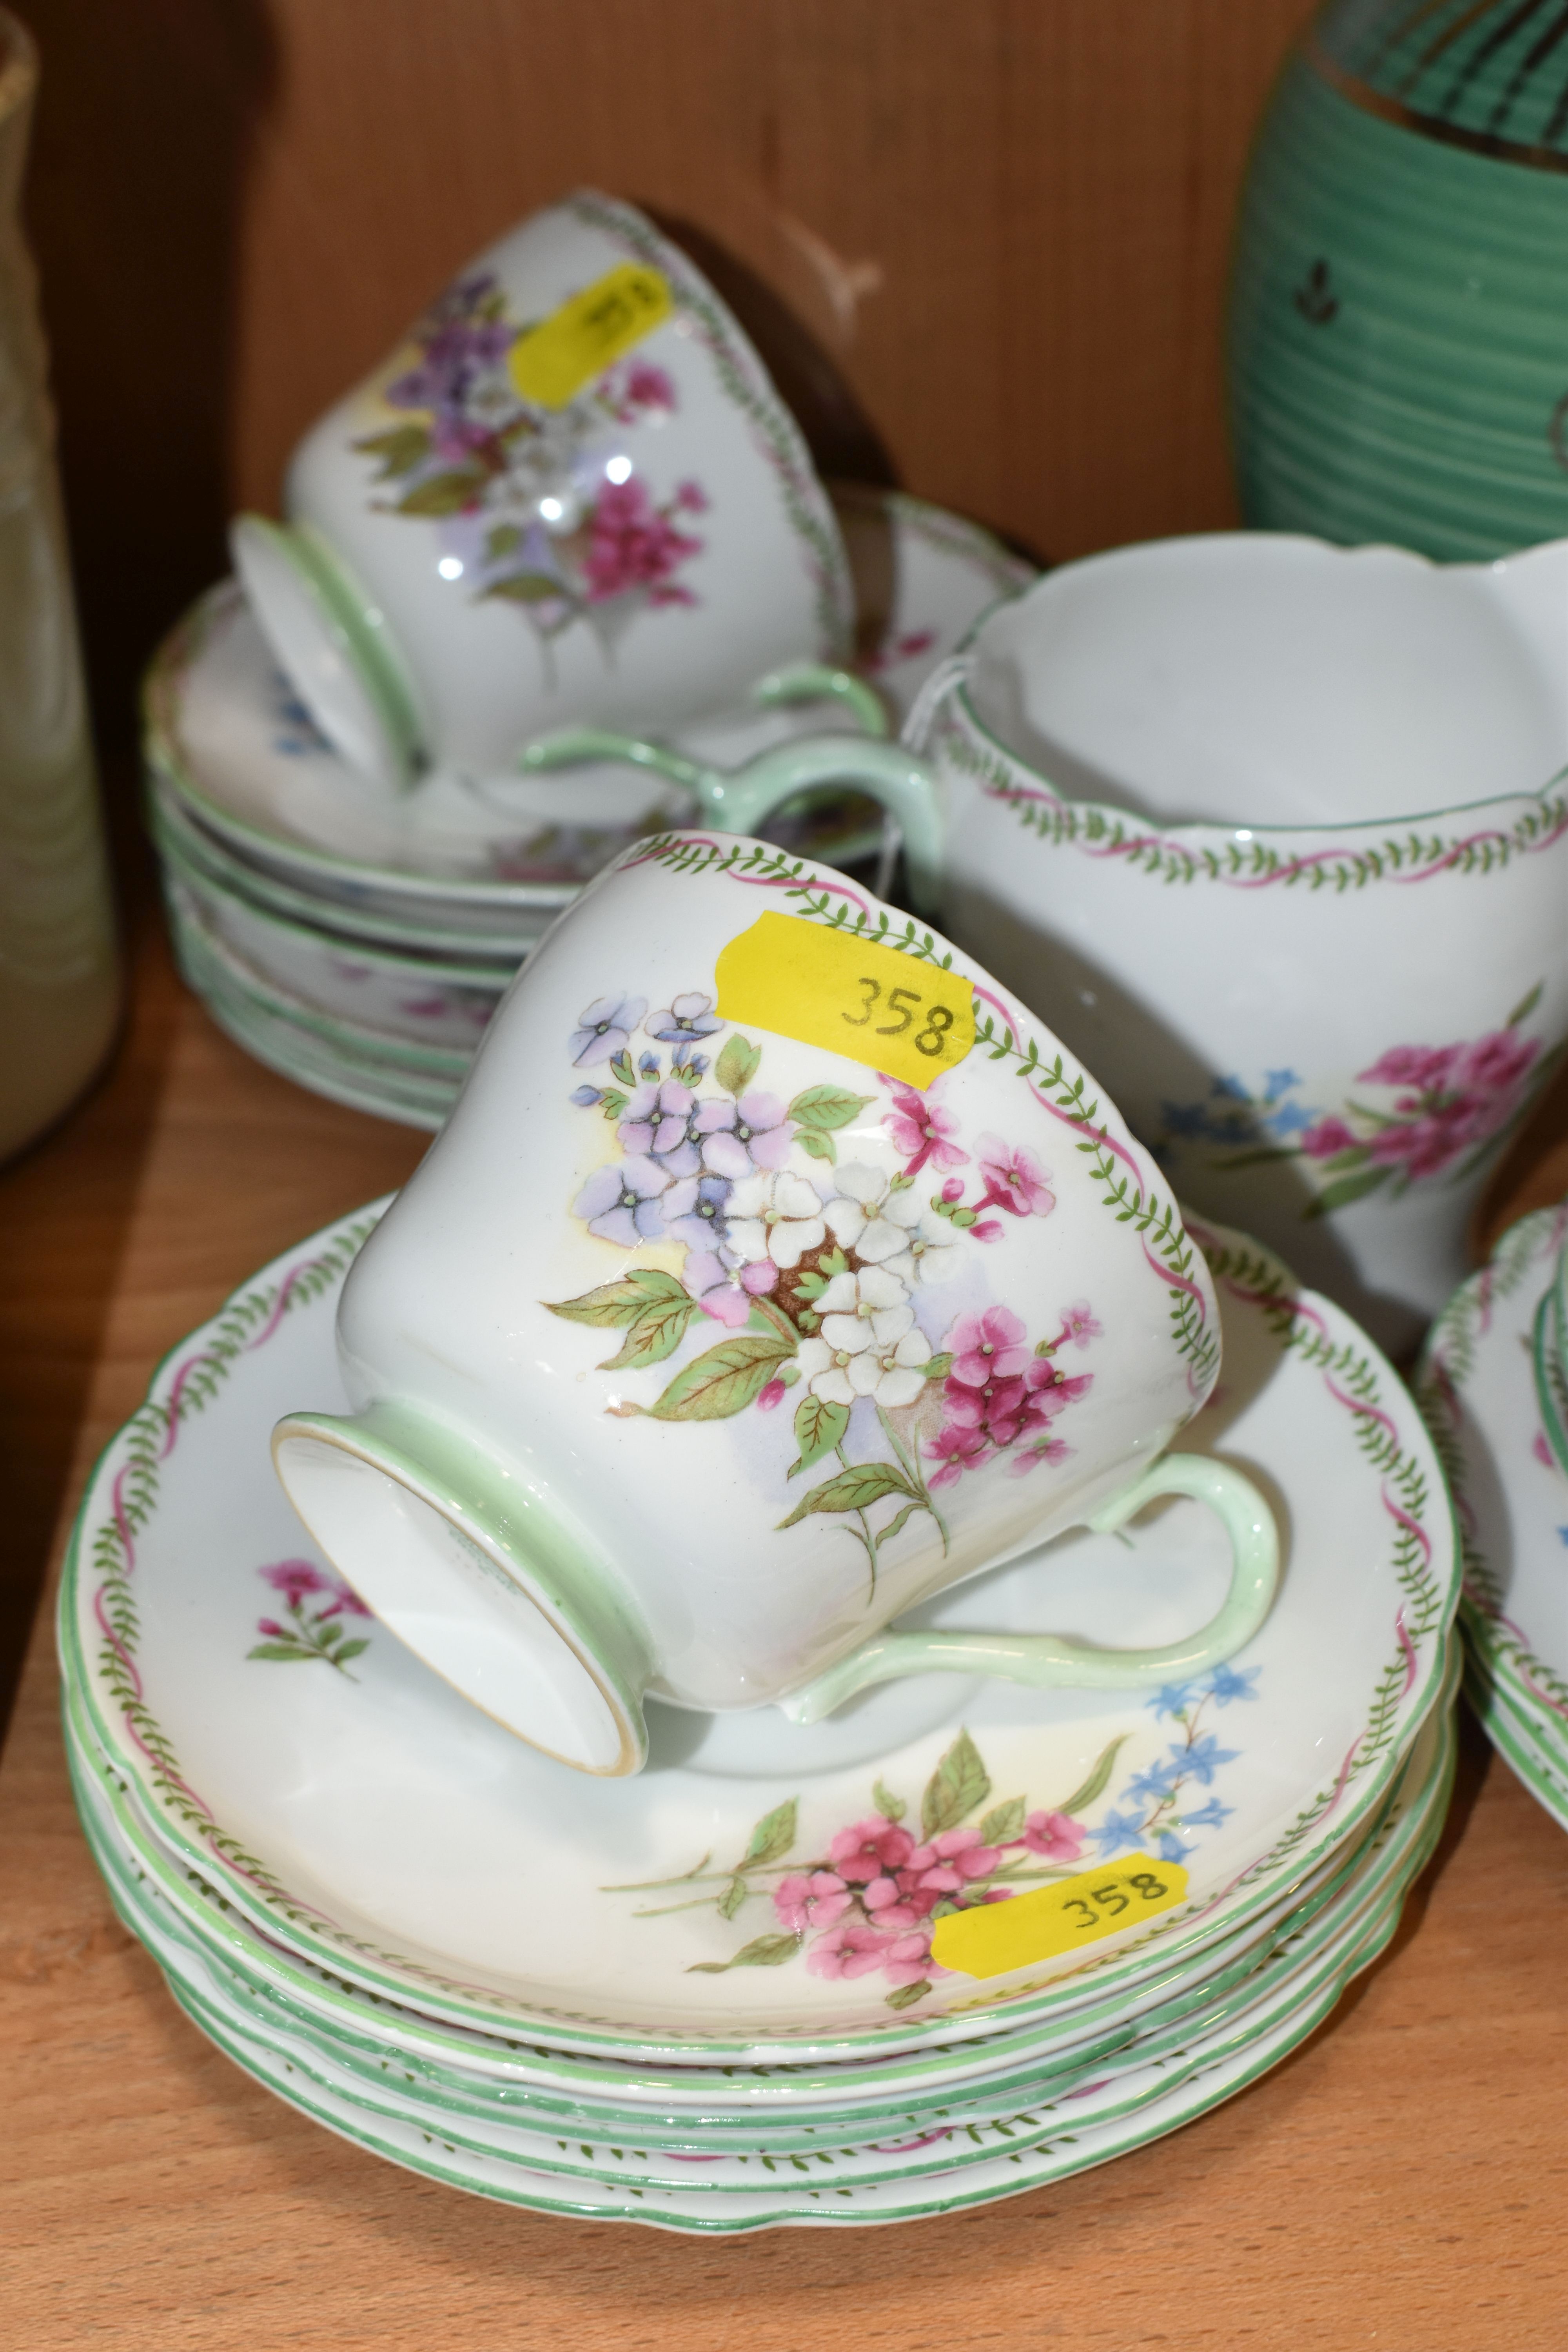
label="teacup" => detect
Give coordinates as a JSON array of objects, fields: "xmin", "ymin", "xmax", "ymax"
[
  {"xmin": 231, "ymin": 190, "xmax": 853, "ymax": 793},
  {"xmin": 539, "ymin": 535, "xmax": 1568, "ymax": 1354},
  {"xmin": 273, "ymin": 831, "xmax": 1278, "ymax": 1776}
]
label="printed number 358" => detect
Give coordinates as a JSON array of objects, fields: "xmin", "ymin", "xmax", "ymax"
[{"xmin": 844, "ymin": 975, "xmax": 954, "ymax": 1058}]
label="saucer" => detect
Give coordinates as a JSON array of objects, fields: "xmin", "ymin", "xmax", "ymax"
[
  {"xmin": 1417, "ymin": 1204, "xmax": 1568, "ymax": 1829},
  {"xmin": 60, "ymin": 1201, "xmax": 1458, "ymax": 2059},
  {"xmin": 146, "ymin": 491, "xmax": 1034, "ymax": 906},
  {"xmin": 74, "ymin": 1686, "xmax": 1454, "ymax": 2229}
]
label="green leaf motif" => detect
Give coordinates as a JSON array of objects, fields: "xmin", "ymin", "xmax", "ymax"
[
  {"xmin": 877, "ymin": 1498, "xmax": 926, "ymax": 1549},
  {"xmin": 795, "ymin": 1127, "xmax": 837, "ymax": 1164},
  {"xmin": 777, "ymin": 1461, "xmax": 913, "ymax": 1529},
  {"xmin": 649, "ymin": 1332, "xmax": 794, "ymax": 1422},
  {"xmin": 1307, "ymin": 1165, "xmax": 1390, "ymax": 1218},
  {"xmin": 921, "ymin": 1728, "xmax": 991, "ymax": 1840},
  {"xmin": 353, "ymin": 423, "xmax": 431, "ymax": 479},
  {"xmin": 247, "ymin": 1641, "xmax": 319, "ymax": 1664},
  {"xmin": 787, "ymin": 1085, "xmax": 874, "ymax": 1134},
  {"xmin": 885, "ymin": 1978, "xmax": 931, "ymax": 2011},
  {"xmin": 1058, "ymin": 1733, "xmax": 1130, "ymax": 1819},
  {"xmin": 872, "ymin": 1777, "xmax": 907, "ymax": 1824},
  {"xmin": 687, "ymin": 1932, "xmax": 802, "ymax": 1975},
  {"xmin": 716, "ymin": 1033, "xmax": 763, "ymax": 1097},
  {"xmin": 330, "ymin": 1637, "xmax": 370, "ymax": 1666},
  {"xmin": 486, "ymin": 522, "xmax": 523, "ymax": 558},
  {"xmin": 788, "ymin": 1393, "xmax": 849, "ymax": 1479},
  {"xmin": 717, "ymin": 1876, "xmax": 748, "ymax": 1921},
  {"xmin": 485, "ymin": 571, "xmax": 571, "ymax": 604},
  {"xmin": 923, "ymin": 1351, "xmax": 953, "ymax": 1381},
  {"xmin": 741, "ymin": 1798, "xmax": 799, "ymax": 1870},
  {"xmin": 979, "ymin": 1796, "xmax": 1026, "ymax": 1846},
  {"xmin": 1508, "ymin": 980, "xmax": 1543, "ymax": 1028},
  {"xmin": 597, "ymin": 1293, "xmax": 698, "ymax": 1372},
  {"xmin": 546, "ymin": 1269, "xmax": 690, "ymax": 1330},
  {"xmin": 394, "ymin": 467, "xmax": 487, "ymax": 517}
]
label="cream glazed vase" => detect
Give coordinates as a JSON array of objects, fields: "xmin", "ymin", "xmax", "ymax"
[
  {"xmin": 537, "ymin": 535, "xmax": 1568, "ymax": 1356},
  {"xmin": 232, "ymin": 191, "xmax": 851, "ymax": 793},
  {"xmin": 274, "ymin": 832, "xmax": 1278, "ymax": 1776}
]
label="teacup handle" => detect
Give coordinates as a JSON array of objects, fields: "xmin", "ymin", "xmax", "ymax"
[
  {"xmin": 775, "ymin": 1452, "xmax": 1280, "ymax": 1726},
  {"xmin": 520, "ymin": 708, "xmax": 947, "ymax": 915}
]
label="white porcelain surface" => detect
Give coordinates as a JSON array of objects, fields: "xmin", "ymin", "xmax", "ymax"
[
  {"xmin": 1417, "ymin": 1203, "xmax": 1568, "ymax": 1827},
  {"xmin": 911, "ymin": 533, "xmax": 1568, "ymax": 1354},
  {"xmin": 60, "ymin": 1198, "xmax": 1456, "ymax": 2051}
]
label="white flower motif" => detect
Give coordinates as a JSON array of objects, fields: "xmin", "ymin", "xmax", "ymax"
[
  {"xmin": 726, "ymin": 1170, "xmax": 826, "ymax": 1270},
  {"xmin": 824, "ymin": 1164, "xmax": 960, "ymax": 1285},
  {"xmin": 797, "ymin": 1266, "xmax": 933, "ymax": 1406}
]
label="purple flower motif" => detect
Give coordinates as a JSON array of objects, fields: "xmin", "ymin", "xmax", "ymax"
[
  {"xmin": 617, "ymin": 1079, "xmax": 693, "ymax": 1160},
  {"xmin": 663, "ymin": 1171, "xmax": 731, "ymax": 1250},
  {"xmin": 570, "ymin": 994, "xmax": 647, "ymax": 1067},
  {"xmin": 571, "ymin": 1085, "xmax": 604, "ymax": 1109},
  {"xmin": 648, "ymin": 992, "xmax": 723, "ymax": 1045},
  {"xmin": 573, "ymin": 1156, "xmax": 670, "ymax": 1246},
  {"xmin": 696, "ymin": 1091, "xmax": 791, "ymax": 1179},
  {"xmin": 684, "ymin": 1248, "xmax": 753, "ymax": 1327}
]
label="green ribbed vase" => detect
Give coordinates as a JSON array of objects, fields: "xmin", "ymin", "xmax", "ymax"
[{"xmin": 1230, "ymin": 0, "xmax": 1568, "ymax": 558}]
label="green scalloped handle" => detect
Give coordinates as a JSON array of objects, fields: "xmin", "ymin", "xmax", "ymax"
[
  {"xmin": 775, "ymin": 1452, "xmax": 1281, "ymax": 1726},
  {"xmin": 520, "ymin": 677, "xmax": 947, "ymax": 914},
  {"xmin": 1532, "ymin": 1246, "xmax": 1568, "ymax": 1478}
]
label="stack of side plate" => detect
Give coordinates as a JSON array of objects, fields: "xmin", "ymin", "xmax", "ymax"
[
  {"xmin": 145, "ymin": 492, "xmax": 1035, "ymax": 1129},
  {"xmin": 1417, "ymin": 1205, "xmax": 1568, "ymax": 1833},
  {"xmin": 61, "ymin": 1208, "xmax": 1462, "ymax": 2229}
]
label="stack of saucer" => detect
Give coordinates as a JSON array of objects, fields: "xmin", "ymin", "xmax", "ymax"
[
  {"xmin": 62, "ymin": 1205, "xmax": 1460, "ymax": 2228},
  {"xmin": 146, "ymin": 489, "xmax": 1032, "ymax": 1129},
  {"xmin": 1417, "ymin": 1205, "xmax": 1568, "ymax": 1834}
]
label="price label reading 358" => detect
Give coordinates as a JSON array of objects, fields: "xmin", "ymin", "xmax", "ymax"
[
  {"xmin": 713, "ymin": 912, "xmax": 976, "ymax": 1089},
  {"xmin": 929, "ymin": 1854, "xmax": 1190, "ymax": 1981}
]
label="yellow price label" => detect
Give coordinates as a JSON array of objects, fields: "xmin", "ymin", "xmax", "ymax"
[
  {"xmin": 508, "ymin": 263, "xmax": 674, "ymax": 410},
  {"xmin": 713, "ymin": 913, "xmax": 975, "ymax": 1090},
  {"xmin": 930, "ymin": 1854, "xmax": 1189, "ymax": 1980}
]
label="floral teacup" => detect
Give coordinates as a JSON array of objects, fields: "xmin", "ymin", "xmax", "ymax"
[
  {"xmin": 537, "ymin": 535, "xmax": 1568, "ymax": 1353},
  {"xmin": 274, "ymin": 831, "xmax": 1278, "ymax": 1776},
  {"xmin": 232, "ymin": 191, "xmax": 852, "ymax": 791}
]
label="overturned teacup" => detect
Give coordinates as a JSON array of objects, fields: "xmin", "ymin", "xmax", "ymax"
[
  {"xmin": 273, "ymin": 831, "xmax": 1278, "ymax": 1776},
  {"xmin": 232, "ymin": 191, "xmax": 853, "ymax": 792}
]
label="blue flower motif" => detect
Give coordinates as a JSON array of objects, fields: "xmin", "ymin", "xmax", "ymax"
[
  {"xmin": 648, "ymin": 991, "xmax": 722, "ymax": 1044},
  {"xmin": 1211, "ymin": 1075, "xmax": 1250, "ymax": 1102},
  {"xmin": 1204, "ymin": 1662, "xmax": 1261, "ymax": 1707},
  {"xmin": 1176, "ymin": 1732, "xmax": 1240, "ymax": 1786},
  {"xmin": 664, "ymin": 1172, "xmax": 732, "ymax": 1250},
  {"xmin": 570, "ymin": 1085, "xmax": 603, "ymax": 1109},
  {"xmin": 1263, "ymin": 1101, "xmax": 1317, "ymax": 1137},
  {"xmin": 1264, "ymin": 1068, "xmax": 1301, "ymax": 1098},
  {"xmin": 1180, "ymin": 1797, "xmax": 1233, "ymax": 1832},
  {"xmin": 1146, "ymin": 1682, "xmax": 1196, "ymax": 1719},
  {"xmin": 1154, "ymin": 1831, "xmax": 1188, "ymax": 1864},
  {"xmin": 1090, "ymin": 1808, "xmax": 1147, "ymax": 1858},
  {"xmin": 1558, "ymin": 1526, "xmax": 1568, "ymax": 1546},
  {"xmin": 638, "ymin": 1050, "xmax": 660, "ymax": 1080},
  {"xmin": 1125, "ymin": 1759, "xmax": 1181, "ymax": 1806},
  {"xmin": 570, "ymin": 994, "xmax": 648, "ymax": 1068},
  {"xmin": 674, "ymin": 1051, "xmax": 710, "ymax": 1084}
]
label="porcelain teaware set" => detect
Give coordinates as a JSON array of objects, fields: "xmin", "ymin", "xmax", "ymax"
[{"xmin": 92, "ymin": 183, "xmax": 1568, "ymax": 2224}]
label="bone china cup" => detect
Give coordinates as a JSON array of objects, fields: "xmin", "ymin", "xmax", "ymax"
[
  {"xmin": 231, "ymin": 190, "xmax": 852, "ymax": 791},
  {"xmin": 273, "ymin": 832, "xmax": 1278, "ymax": 1776},
  {"xmin": 548, "ymin": 536, "xmax": 1568, "ymax": 1356}
]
